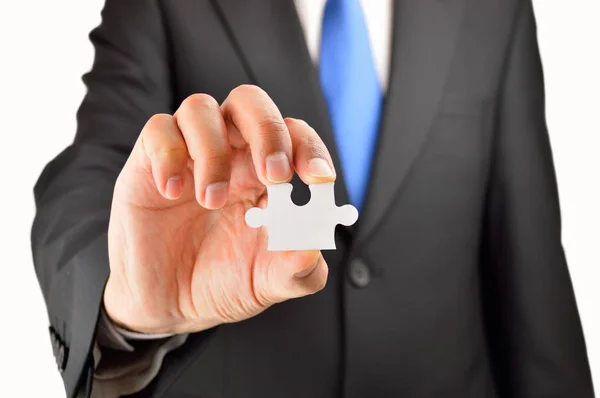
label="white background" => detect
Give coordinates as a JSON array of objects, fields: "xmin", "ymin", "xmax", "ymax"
[{"xmin": 0, "ymin": 1, "xmax": 598, "ymax": 396}]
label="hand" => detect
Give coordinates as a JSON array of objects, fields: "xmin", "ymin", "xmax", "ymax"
[{"xmin": 104, "ymin": 85, "xmax": 337, "ymax": 334}]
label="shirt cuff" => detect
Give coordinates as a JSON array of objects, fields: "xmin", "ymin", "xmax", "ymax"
[
  {"xmin": 91, "ymin": 333, "xmax": 188, "ymax": 397},
  {"xmin": 97, "ymin": 306, "xmax": 175, "ymax": 351},
  {"xmin": 92, "ymin": 306, "xmax": 189, "ymax": 397}
]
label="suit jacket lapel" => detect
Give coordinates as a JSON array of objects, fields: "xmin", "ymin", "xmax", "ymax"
[
  {"xmin": 215, "ymin": 0, "xmax": 466, "ymax": 243},
  {"xmin": 215, "ymin": 0, "xmax": 350, "ymax": 207},
  {"xmin": 357, "ymin": 0, "xmax": 467, "ymax": 241}
]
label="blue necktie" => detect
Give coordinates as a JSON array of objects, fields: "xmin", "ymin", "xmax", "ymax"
[{"xmin": 319, "ymin": 0, "xmax": 383, "ymax": 210}]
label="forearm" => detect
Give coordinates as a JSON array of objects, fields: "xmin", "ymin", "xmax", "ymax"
[
  {"xmin": 32, "ymin": 142, "xmax": 126, "ymax": 397},
  {"xmin": 32, "ymin": 0, "xmax": 173, "ymax": 395}
]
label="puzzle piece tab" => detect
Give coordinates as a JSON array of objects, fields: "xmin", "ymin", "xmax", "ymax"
[{"xmin": 245, "ymin": 182, "xmax": 358, "ymax": 251}]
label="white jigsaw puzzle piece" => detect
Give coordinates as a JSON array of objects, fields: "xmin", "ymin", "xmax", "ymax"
[{"xmin": 245, "ymin": 182, "xmax": 358, "ymax": 251}]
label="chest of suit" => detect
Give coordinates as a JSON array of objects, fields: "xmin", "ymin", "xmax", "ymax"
[{"xmin": 132, "ymin": 1, "xmax": 522, "ymax": 397}]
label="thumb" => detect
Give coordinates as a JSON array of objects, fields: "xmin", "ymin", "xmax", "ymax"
[{"xmin": 254, "ymin": 250, "xmax": 329, "ymax": 304}]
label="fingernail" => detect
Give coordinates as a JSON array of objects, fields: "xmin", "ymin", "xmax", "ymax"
[
  {"xmin": 307, "ymin": 158, "xmax": 334, "ymax": 177},
  {"xmin": 166, "ymin": 177, "xmax": 183, "ymax": 199},
  {"xmin": 294, "ymin": 260, "xmax": 319, "ymax": 279},
  {"xmin": 266, "ymin": 152, "xmax": 292, "ymax": 183},
  {"xmin": 205, "ymin": 182, "xmax": 228, "ymax": 209}
]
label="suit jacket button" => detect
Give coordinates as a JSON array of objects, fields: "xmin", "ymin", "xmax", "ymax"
[
  {"xmin": 49, "ymin": 328, "xmax": 58, "ymax": 355},
  {"xmin": 348, "ymin": 258, "xmax": 370, "ymax": 288},
  {"xmin": 56, "ymin": 344, "xmax": 65, "ymax": 373}
]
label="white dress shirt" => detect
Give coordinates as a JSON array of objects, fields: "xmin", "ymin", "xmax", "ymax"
[
  {"xmin": 294, "ymin": 0, "xmax": 392, "ymax": 91},
  {"xmin": 92, "ymin": 1, "xmax": 392, "ymax": 397}
]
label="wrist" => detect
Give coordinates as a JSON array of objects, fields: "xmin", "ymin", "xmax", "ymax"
[{"xmin": 103, "ymin": 274, "xmax": 223, "ymax": 335}]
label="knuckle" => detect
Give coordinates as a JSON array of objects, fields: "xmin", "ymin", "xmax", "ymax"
[
  {"xmin": 195, "ymin": 152, "xmax": 231, "ymax": 176},
  {"xmin": 144, "ymin": 113, "xmax": 173, "ymax": 135},
  {"xmin": 142, "ymin": 115, "xmax": 188, "ymax": 161},
  {"xmin": 180, "ymin": 93, "xmax": 219, "ymax": 114},
  {"xmin": 230, "ymin": 84, "xmax": 265, "ymax": 99},
  {"xmin": 301, "ymin": 134, "xmax": 328, "ymax": 158},
  {"xmin": 301, "ymin": 133, "xmax": 322, "ymax": 149},
  {"xmin": 203, "ymin": 151, "xmax": 231, "ymax": 166},
  {"xmin": 152, "ymin": 147, "xmax": 188, "ymax": 163},
  {"xmin": 257, "ymin": 115, "xmax": 287, "ymax": 138},
  {"xmin": 286, "ymin": 118, "xmax": 328, "ymax": 157}
]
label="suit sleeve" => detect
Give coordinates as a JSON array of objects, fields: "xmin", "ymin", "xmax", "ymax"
[
  {"xmin": 31, "ymin": 1, "xmax": 173, "ymax": 396},
  {"xmin": 481, "ymin": 1, "xmax": 595, "ymax": 397}
]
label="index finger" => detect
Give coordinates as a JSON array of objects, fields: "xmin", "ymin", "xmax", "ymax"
[{"xmin": 221, "ymin": 85, "xmax": 293, "ymax": 185}]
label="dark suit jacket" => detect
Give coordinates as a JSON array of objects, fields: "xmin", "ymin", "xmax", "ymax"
[{"xmin": 32, "ymin": 1, "xmax": 595, "ymax": 397}]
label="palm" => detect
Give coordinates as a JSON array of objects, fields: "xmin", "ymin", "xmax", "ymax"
[
  {"xmin": 106, "ymin": 88, "xmax": 331, "ymax": 334},
  {"xmin": 109, "ymin": 145, "xmax": 297, "ymax": 331}
]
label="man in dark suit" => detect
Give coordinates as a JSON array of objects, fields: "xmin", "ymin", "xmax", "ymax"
[{"xmin": 32, "ymin": 0, "xmax": 595, "ymax": 397}]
